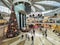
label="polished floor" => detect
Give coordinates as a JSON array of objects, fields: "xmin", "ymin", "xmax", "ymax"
[{"xmin": 1, "ymin": 28, "xmax": 60, "ymax": 45}]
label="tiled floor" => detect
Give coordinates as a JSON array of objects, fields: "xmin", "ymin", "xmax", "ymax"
[{"xmin": 1, "ymin": 28, "xmax": 60, "ymax": 45}]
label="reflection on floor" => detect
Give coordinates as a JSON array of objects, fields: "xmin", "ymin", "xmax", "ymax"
[{"xmin": 1, "ymin": 28, "xmax": 60, "ymax": 45}]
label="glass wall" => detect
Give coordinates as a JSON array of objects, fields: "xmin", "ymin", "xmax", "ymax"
[{"xmin": 19, "ymin": 13, "xmax": 26, "ymax": 29}]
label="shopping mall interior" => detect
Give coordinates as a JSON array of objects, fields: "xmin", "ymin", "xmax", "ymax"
[{"xmin": 0, "ymin": 0, "xmax": 60, "ymax": 45}]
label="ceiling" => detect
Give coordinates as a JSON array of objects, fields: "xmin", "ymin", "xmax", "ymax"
[
  {"xmin": 0, "ymin": 0, "xmax": 60, "ymax": 12},
  {"xmin": 31, "ymin": 0, "xmax": 60, "ymax": 2}
]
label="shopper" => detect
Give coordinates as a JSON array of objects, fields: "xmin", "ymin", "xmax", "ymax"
[
  {"xmin": 31, "ymin": 36, "xmax": 34, "ymax": 45},
  {"xmin": 31, "ymin": 36, "xmax": 34, "ymax": 41},
  {"xmin": 21, "ymin": 34, "xmax": 24, "ymax": 39},
  {"xmin": 45, "ymin": 29, "xmax": 47, "ymax": 37},
  {"xmin": 25, "ymin": 34, "xmax": 27, "ymax": 38},
  {"xmin": 33, "ymin": 29, "xmax": 35, "ymax": 35},
  {"xmin": 27, "ymin": 35, "xmax": 30, "ymax": 41}
]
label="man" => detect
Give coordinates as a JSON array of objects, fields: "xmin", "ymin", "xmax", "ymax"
[
  {"xmin": 45, "ymin": 29, "xmax": 47, "ymax": 37},
  {"xmin": 21, "ymin": 34, "xmax": 24, "ymax": 39},
  {"xmin": 33, "ymin": 29, "xmax": 35, "ymax": 35},
  {"xmin": 31, "ymin": 36, "xmax": 34, "ymax": 45}
]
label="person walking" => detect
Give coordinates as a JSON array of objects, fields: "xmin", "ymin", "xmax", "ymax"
[
  {"xmin": 40, "ymin": 28, "xmax": 42, "ymax": 31},
  {"xmin": 31, "ymin": 36, "xmax": 34, "ymax": 41},
  {"xmin": 33, "ymin": 29, "xmax": 35, "ymax": 35},
  {"xmin": 31, "ymin": 36, "xmax": 34, "ymax": 45},
  {"xmin": 25, "ymin": 34, "xmax": 27, "ymax": 38},
  {"xmin": 21, "ymin": 34, "xmax": 24, "ymax": 39},
  {"xmin": 27, "ymin": 35, "xmax": 30, "ymax": 41},
  {"xmin": 45, "ymin": 29, "xmax": 47, "ymax": 37}
]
